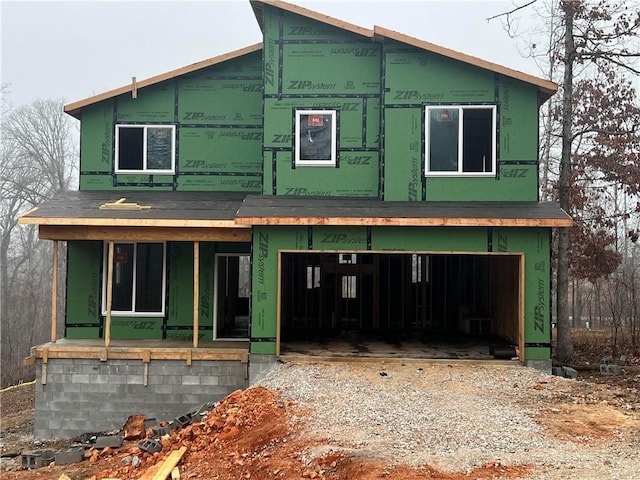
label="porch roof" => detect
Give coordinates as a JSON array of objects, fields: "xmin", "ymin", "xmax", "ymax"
[
  {"xmin": 235, "ymin": 195, "xmax": 573, "ymax": 228},
  {"xmin": 18, "ymin": 190, "xmax": 252, "ymax": 242}
]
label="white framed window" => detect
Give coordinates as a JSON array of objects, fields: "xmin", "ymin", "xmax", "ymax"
[
  {"xmin": 102, "ymin": 242, "xmax": 166, "ymax": 316},
  {"xmin": 425, "ymin": 106, "xmax": 496, "ymax": 176},
  {"xmin": 115, "ymin": 124, "xmax": 176, "ymax": 174},
  {"xmin": 294, "ymin": 110, "xmax": 337, "ymax": 166}
]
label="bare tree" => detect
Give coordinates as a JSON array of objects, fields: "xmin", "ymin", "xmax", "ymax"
[
  {"xmin": 491, "ymin": 1, "xmax": 640, "ymax": 361},
  {"xmin": 0, "ymin": 95, "xmax": 77, "ymax": 387}
]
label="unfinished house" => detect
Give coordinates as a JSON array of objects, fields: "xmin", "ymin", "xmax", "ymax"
[{"xmin": 20, "ymin": 0, "xmax": 572, "ymax": 438}]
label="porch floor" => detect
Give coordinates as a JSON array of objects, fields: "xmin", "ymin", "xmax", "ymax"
[{"xmin": 26, "ymin": 338, "xmax": 250, "ymax": 364}]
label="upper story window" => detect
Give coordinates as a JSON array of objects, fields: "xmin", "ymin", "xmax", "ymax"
[
  {"xmin": 115, "ymin": 125, "xmax": 175, "ymax": 174},
  {"xmin": 102, "ymin": 242, "xmax": 166, "ymax": 316},
  {"xmin": 294, "ymin": 110, "xmax": 337, "ymax": 167},
  {"xmin": 425, "ymin": 106, "xmax": 496, "ymax": 176}
]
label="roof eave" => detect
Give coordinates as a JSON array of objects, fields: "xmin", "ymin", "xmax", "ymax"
[
  {"xmin": 64, "ymin": 43, "xmax": 263, "ymax": 119},
  {"xmin": 250, "ymin": 0, "xmax": 373, "ymax": 38},
  {"xmin": 373, "ymin": 26, "xmax": 557, "ymax": 101}
]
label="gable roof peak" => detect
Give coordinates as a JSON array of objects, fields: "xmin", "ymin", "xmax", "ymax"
[{"xmin": 251, "ymin": 0, "xmax": 557, "ymax": 100}]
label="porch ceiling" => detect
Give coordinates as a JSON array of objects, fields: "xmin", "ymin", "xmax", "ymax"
[
  {"xmin": 18, "ymin": 191, "xmax": 252, "ymax": 241},
  {"xmin": 235, "ymin": 195, "xmax": 574, "ymax": 227}
]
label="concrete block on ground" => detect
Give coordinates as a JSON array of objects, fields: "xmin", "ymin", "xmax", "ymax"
[
  {"xmin": 138, "ymin": 439, "xmax": 162, "ymax": 454},
  {"xmin": 525, "ymin": 359, "xmax": 552, "ymax": 374},
  {"xmin": 95, "ymin": 435, "xmax": 123, "ymax": 448},
  {"xmin": 561, "ymin": 366, "xmax": 578, "ymax": 379},
  {"xmin": 55, "ymin": 447, "xmax": 84, "ymax": 465},
  {"xmin": 600, "ymin": 363, "xmax": 621, "ymax": 375},
  {"xmin": 173, "ymin": 414, "xmax": 193, "ymax": 429},
  {"xmin": 21, "ymin": 450, "xmax": 55, "ymax": 469}
]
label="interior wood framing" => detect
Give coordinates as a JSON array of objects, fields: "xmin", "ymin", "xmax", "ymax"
[{"xmin": 275, "ymin": 250, "xmax": 526, "ymax": 358}]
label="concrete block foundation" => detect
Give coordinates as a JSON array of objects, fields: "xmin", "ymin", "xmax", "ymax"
[{"xmin": 34, "ymin": 358, "xmax": 249, "ymax": 439}]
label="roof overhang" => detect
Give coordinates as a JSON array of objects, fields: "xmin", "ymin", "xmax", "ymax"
[
  {"xmin": 64, "ymin": 43, "xmax": 263, "ymax": 119},
  {"xmin": 235, "ymin": 195, "xmax": 573, "ymax": 228},
  {"xmin": 19, "ymin": 192, "xmax": 572, "ymax": 242},
  {"xmin": 250, "ymin": 0, "xmax": 557, "ymax": 102},
  {"xmin": 18, "ymin": 191, "xmax": 252, "ymax": 242}
]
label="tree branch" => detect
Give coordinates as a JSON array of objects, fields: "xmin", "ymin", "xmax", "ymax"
[{"xmin": 485, "ymin": 0, "xmax": 537, "ymax": 22}]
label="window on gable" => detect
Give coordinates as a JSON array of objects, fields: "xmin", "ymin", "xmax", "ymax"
[
  {"xmin": 425, "ymin": 106, "xmax": 496, "ymax": 176},
  {"xmin": 102, "ymin": 242, "xmax": 166, "ymax": 316},
  {"xmin": 294, "ymin": 110, "xmax": 337, "ymax": 166},
  {"xmin": 115, "ymin": 125, "xmax": 175, "ymax": 173}
]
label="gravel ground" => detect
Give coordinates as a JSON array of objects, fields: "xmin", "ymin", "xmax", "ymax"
[{"xmin": 258, "ymin": 361, "xmax": 639, "ymax": 480}]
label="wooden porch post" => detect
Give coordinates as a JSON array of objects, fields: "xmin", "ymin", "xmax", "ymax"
[
  {"xmin": 105, "ymin": 241, "xmax": 114, "ymax": 348},
  {"xmin": 193, "ymin": 241, "xmax": 200, "ymax": 348},
  {"xmin": 50, "ymin": 241, "xmax": 58, "ymax": 343}
]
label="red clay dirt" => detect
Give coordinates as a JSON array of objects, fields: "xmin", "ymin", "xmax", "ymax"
[{"xmin": 1, "ymin": 385, "xmax": 533, "ymax": 480}]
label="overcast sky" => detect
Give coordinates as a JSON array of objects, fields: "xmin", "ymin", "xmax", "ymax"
[{"xmin": 2, "ymin": 0, "xmax": 551, "ymax": 109}]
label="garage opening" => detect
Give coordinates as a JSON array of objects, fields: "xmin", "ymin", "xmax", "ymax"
[{"xmin": 279, "ymin": 252, "xmax": 521, "ymax": 359}]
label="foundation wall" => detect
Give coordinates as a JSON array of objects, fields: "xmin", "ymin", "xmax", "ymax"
[{"xmin": 34, "ymin": 358, "xmax": 249, "ymax": 439}]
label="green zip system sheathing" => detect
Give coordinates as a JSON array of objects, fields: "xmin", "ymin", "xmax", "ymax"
[
  {"xmin": 78, "ymin": 52, "xmax": 263, "ymax": 192},
  {"xmin": 65, "ymin": 241, "xmax": 249, "ymax": 340},
  {"xmin": 251, "ymin": 225, "xmax": 551, "ymax": 361}
]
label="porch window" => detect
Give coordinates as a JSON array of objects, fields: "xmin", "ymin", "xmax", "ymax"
[
  {"xmin": 102, "ymin": 242, "xmax": 166, "ymax": 315},
  {"xmin": 294, "ymin": 110, "xmax": 337, "ymax": 166},
  {"xmin": 425, "ymin": 106, "xmax": 496, "ymax": 176},
  {"xmin": 115, "ymin": 125, "xmax": 175, "ymax": 173}
]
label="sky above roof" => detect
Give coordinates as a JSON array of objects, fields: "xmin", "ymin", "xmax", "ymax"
[{"xmin": 2, "ymin": 0, "xmax": 552, "ymax": 109}]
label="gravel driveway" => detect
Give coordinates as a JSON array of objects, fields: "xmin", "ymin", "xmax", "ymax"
[{"xmin": 259, "ymin": 361, "xmax": 639, "ymax": 480}]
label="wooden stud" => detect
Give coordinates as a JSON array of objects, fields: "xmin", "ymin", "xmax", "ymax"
[
  {"xmin": 41, "ymin": 350, "xmax": 48, "ymax": 385},
  {"xmin": 51, "ymin": 241, "xmax": 58, "ymax": 343},
  {"xmin": 150, "ymin": 446, "xmax": 187, "ymax": 480},
  {"xmin": 142, "ymin": 350, "xmax": 150, "ymax": 387},
  {"xmin": 276, "ymin": 252, "xmax": 282, "ymax": 357},
  {"xmin": 132, "ymin": 77, "xmax": 137, "ymax": 99},
  {"xmin": 105, "ymin": 241, "xmax": 114, "ymax": 348},
  {"xmin": 519, "ymin": 254, "xmax": 525, "ymax": 361},
  {"xmin": 193, "ymin": 242, "xmax": 199, "ymax": 349}
]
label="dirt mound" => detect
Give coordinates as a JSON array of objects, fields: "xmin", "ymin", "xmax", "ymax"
[{"xmin": 2, "ymin": 383, "xmax": 535, "ymax": 480}]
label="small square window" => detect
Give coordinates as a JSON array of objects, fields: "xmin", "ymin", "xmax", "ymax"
[
  {"xmin": 294, "ymin": 110, "xmax": 337, "ymax": 166},
  {"xmin": 115, "ymin": 125, "xmax": 175, "ymax": 174},
  {"xmin": 425, "ymin": 106, "xmax": 496, "ymax": 176}
]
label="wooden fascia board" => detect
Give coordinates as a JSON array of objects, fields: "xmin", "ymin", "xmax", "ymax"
[
  {"xmin": 374, "ymin": 26, "xmax": 558, "ymax": 100},
  {"xmin": 64, "ymin": 43, "xmax": 263, "ymax": 119},
  {"xmin": 38, "ymin": 225, "xmax": 252, "ymax": 242},
  {"xmin": 235, "ymin": 217, "xmax": 573, "ymax": 227},
  {"xmin": 19, "ymin": 216, "xmax": 246, "ymax": 228},
  {"xmin": 252, "ymin": 0, "xmax": 373, "ymax": 38}
]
